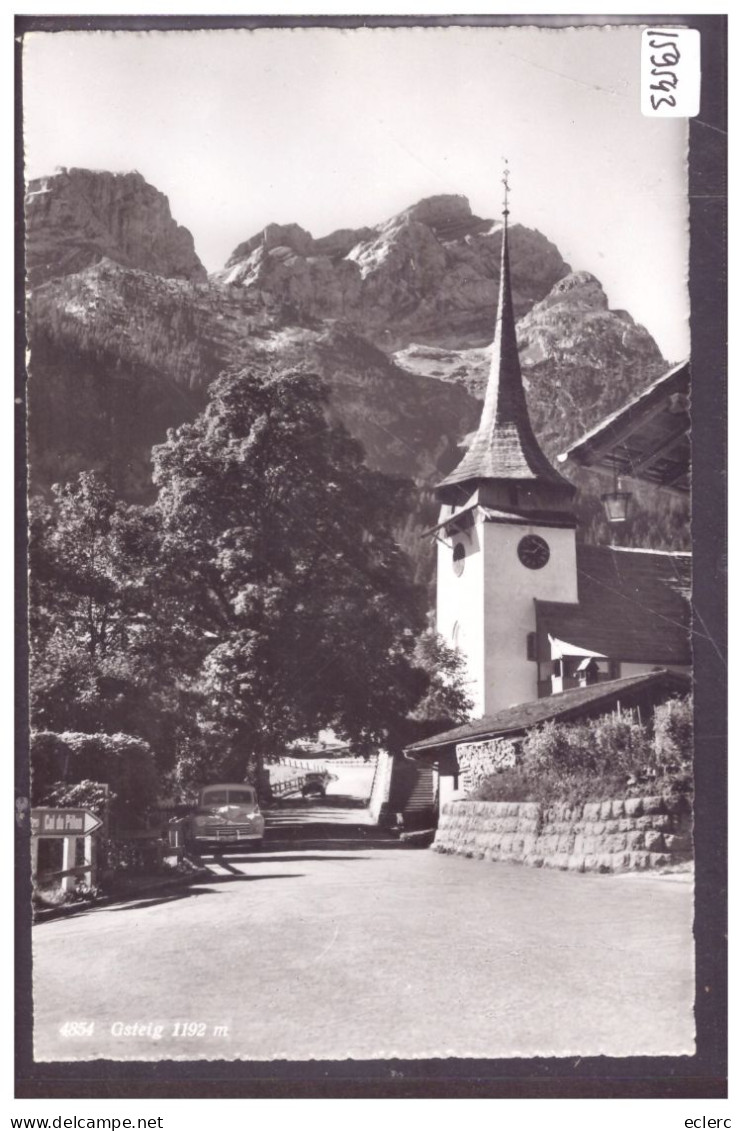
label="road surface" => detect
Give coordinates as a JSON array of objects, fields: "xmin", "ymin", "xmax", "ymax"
[{"xmin": 33, "ymin": 807, "xmax": 694, "ymax": 1061}]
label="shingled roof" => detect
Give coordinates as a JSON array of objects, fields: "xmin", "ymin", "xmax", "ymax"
[
  {"xmin": 436, "ymin": 218, "xmax": 572, "ymax": 500},
  {"xmin": 536, "ymin": 544, "xmax": 692, "ymax": 665},
  {"xmin": 405, "ymin": 668, "xmax": 691, "ymax": 755}
]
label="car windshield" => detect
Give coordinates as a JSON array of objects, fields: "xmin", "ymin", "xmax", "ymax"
[
  {"xmin": 201, "ymin": 790, "xmax": 228, "ymax": 807},
  {"xmin": 227, "ymin": 789, "xmax": 256, "ymax": 806}
]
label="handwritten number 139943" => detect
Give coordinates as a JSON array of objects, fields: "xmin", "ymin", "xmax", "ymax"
[{"xmin": 646, "ymin": 29, "xmax": 681, "ymax": 110}]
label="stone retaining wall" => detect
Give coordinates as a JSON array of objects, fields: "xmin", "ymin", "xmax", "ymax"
[{"xmin": 432, "ymin": 796, "xmax": 692, "ymax": 873}]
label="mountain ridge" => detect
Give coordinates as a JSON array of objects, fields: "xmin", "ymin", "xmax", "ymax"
[{"xmin": 25, "ymin": 168, "xmax": 688, "ymax": 571}]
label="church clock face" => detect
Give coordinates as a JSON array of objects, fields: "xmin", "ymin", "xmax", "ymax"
[{"xmin": 517, "ymin": 534, "xmax": 550, "ymax": 570}]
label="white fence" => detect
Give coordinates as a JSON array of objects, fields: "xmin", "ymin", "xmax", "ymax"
[{"xmin": 278, "ymin": 755, "xmax": 378, "ymax": 769}]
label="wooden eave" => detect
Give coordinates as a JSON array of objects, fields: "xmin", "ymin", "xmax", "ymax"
[{"xmin": 558, "ymin": 361, "xmax": 690, "ymax": 493}]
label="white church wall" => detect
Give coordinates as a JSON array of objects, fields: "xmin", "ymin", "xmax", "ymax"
[
  {"xmin": 438, "ymin": 773, "xmax": 465, "ymax": 809},
  {"xmin": 436, "ymin": 520, "xmax": 486, "ymax": 716},
  {"xmin": 482, "ymin": 522, "xmax": 578, "ymax": 715}
]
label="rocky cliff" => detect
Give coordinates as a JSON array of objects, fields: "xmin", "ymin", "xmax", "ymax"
[
  {"xmin": 25, "ymin": 168, "xmax": 207, "ymax": 287},
  {"xmin": 25, "ymin": 169, "xmax": 688, "ymax": 574},
  {"xmin": 27, "ymin": 258, "xmax": 480, "ymax": 575},
  {"xmin": 212, "ymin": 194, "xmax": 570, "ymax": 351},
  {"xmin": 394, "ymin": 269, "xmax": 667, "ymax": 457}
]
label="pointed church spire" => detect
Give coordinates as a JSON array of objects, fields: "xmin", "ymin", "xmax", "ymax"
[{"xmin": 436, "ymin": 165, "xmax": 573, "ymax": 505}]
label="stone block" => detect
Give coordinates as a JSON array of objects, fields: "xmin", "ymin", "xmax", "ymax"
[
  {"xmin": 582, "ymin": 802, "xmax": 601, "ymax": 821},
  {"xmin": 567, "ymin": 854, "xmax": 586, "ymax": 872},
  {"xmin": 641, "ymin": 795, "xmax": 666, "ymax": 815},
  {"xmin": 600, "ymin": 800, "xmax": 613, "ymax": 820},
  {"xmin": 644, "ymin": 830, "xmax": 666, "ymax": 851},
  {"xmin": 636, "ymin": 814, "xmax": 672, "ymax": 832},
  {"xmin": 625, "ymin": 829, "xmax": 645, "ymax": 850},
  {"xmin": 664, "ymin": 833, "xmax": 692, "ymax": 855},
  {"xmin": 648, "ymin": 852, "xmax": 672, "ymax": 869},
  {"xmin": 624, "ymin": 797, "xmax": 644, "ymax": 817},
  {"xmin": 664, "ymin": 795, "xmax": 691, "ymax": 816},
  {"xmin": 611, "ymin": 799, "xmax": 625, "ymax": 818},
  {"xmin": 628, "ymin": 851, "xmax": 650, "ymax": 870}
]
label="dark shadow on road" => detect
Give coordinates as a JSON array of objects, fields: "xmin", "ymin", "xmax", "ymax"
[
  {"xmin": 106, "ymin": 873, "xmax": 305, "ymax": 911},
  {"xmin": 106, "ymin": 888, "xmax": 216, "ymax": 912},
  {"xmin": 193, "ymin": 872, "xmax": 304, "ymax": 886},
  {"xmin": 270, "ymin": 796, "xmax": 370, "ymax": 810},
  {"xmin": 202, "ymin": 854, "xmax": 370, "ymax": 864},
  {"xmin": 266, "ymin": 835, "xmax": 403, "ymax": 852}
]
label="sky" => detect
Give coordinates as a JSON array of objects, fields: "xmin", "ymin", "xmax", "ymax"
[{"xmin": 22, "ymin": 25, "xmax": 690, "ymax": 360}]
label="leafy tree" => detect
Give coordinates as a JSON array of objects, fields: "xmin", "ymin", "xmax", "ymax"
[
  {"xmin": 151, "ymin": 366, "xmax": 432, "ymax": 786},
  {"xmin": 28, "ymin": 473, "xmax": 180, "ymax": 763},
  {"xmin": 404, "ymin": 628, "xmax": 473, "ymax": 739}
]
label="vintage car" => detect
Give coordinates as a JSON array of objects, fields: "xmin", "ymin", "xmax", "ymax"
[
  {"xmin": 185, "ymin": 783, "xmax": 265, "ymax": 851},
  {"xmin": 301, "ymin": 770, "xmax": 335, "ymax": 798}
]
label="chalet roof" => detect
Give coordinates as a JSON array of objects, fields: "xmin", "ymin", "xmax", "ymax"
[
  {"xmin": 536, "ymin": 544, "xmax": 692, "ymax": 665},
  {"xmin": 436, "ymin": 219, "xmax": 572, "ymax": 500},
  {"xmin": 405, "ymin": 668, "xmax": 691, "ymax": 755},
  {"xmin": 558, "ymin": 360, "xmax": 690, "ymax": 493}
]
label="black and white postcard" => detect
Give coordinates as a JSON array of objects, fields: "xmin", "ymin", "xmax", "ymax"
[{"xmin": 15, "ymin": 14, "xmax": 727, "ymax": 1102}]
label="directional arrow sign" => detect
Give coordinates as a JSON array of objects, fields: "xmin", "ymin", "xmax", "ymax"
[{"xmin": 30, "ymin": 808, "xmax": 103, "ymax": 837}]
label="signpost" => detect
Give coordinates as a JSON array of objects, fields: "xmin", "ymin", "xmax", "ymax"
[{"xmin": 31, "ymin": 808, "xmax": 103, "ymax": 892}]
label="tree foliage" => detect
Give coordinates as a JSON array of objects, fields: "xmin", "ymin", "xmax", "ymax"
[
  {"xmin": 28, "ymin": 472, "xmax": 184, "ymax": 768},
  {"xmin": 150, "ymin": 366, "xmax": 436, "ymax": 785},
  {"xmin": 31, "ymin": 730, "xmax": 158, "ymax": 830}
]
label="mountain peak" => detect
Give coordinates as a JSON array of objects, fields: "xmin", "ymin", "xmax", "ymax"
[
  {"xmin": 25, "ymin": 167, "xmax": 207, "ymax": 287},
  {"xmin": 214, "ymin": 193, "xmax": 569, "ymax": 350}
]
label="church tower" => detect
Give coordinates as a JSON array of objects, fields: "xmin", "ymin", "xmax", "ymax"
[{"xmin": 434, "ymin": 170, "xmax": 578, "ymax": 716}]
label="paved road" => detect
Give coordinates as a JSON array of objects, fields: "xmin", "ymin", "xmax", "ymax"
[
  {"xmin": 33, "ymin": 807, "xmax": 694, "ymax": 1061},
  {"xmin": 269, "ymin": 761, "xmax": 376, "ymax": 800}
]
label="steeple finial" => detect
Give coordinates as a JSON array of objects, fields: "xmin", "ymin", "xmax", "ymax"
[{"xmin": 501, "ymin": 158, "xmax": 510, "ymax": 223}]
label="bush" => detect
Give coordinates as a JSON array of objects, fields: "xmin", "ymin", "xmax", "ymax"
[
  {"xmin": 44, "ymin": 779, "xmax": 114, "ymax": 819},
  {"xmin": 31, "ymin": 730, "xmax": 158, "ymax": 831},
  {"xmin": 521, "ymin": 712, "xmax": 651, "ymax": 777},
  {"xmin": 653, "ymin": 694, "xmax": 693, "ymax": 765},
  {"xmin": 473, "ymin": 763, "xmax": 630, "ymax": 809},
  {"xmin": 102, "ymin": 837, "xmax": 165, "ymax": 875},
  {"xmin": 472, "ymin": 699, "xmax": 693, "ymax": 809}
]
